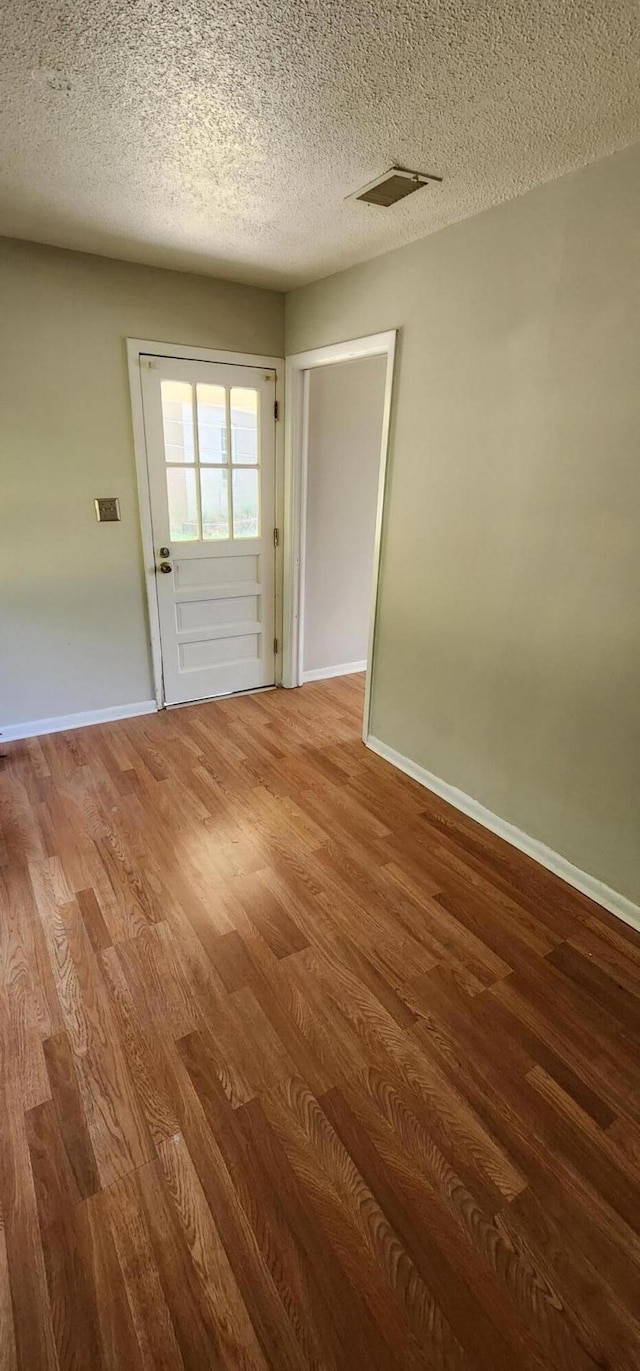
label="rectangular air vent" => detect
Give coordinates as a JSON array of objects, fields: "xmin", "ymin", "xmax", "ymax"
[{"xmin": 349, "ymin": 166, "xmax": 442, "ymax": 207}]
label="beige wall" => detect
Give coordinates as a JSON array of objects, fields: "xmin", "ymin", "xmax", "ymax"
[
  {"xmin": 287, "ymin": 141, "xmax": 640, "ymax": 904},
  {"xmin": 304, "ymin": 356, "xmax": 386, "ymax": 675},
  {"xmin": 0, "ymin": 238, "xmax": 283, "ymax": 727}
]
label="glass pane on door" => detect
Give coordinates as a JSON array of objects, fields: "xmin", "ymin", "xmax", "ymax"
[
  {"xmin": 167, "ymin": 467, "xmax": 198, "ymax": 540},
  {"xmin": 201, "ymin": 467, "xmax": 230, "ymax": 540},
  {"xmin": 232, "ymin": 467, "xmax": 259, "ymax": 538},
  {"xmin": 161, "ymin": 381, "xmax": 194, "ymax": 462},
  {"xmin": 197, "ymin": 384, "xmax": 227, "ymax": 462},
  {"xmin": 230, "ymin": 388, "xmax": 258, "ymax": 464}
]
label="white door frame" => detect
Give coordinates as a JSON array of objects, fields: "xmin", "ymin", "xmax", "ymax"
[
  {"xmin": 282, "ymin": 330, "xmax": 397, "ymax": 741},
  {"xmin": 127, "ymin": 338, "xmax": 284, "ymax": 709}
]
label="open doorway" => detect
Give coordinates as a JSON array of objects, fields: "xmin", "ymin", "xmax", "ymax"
[{"xmin": 283, "ymin": 331, "xmax": 396, "ymax": 739}]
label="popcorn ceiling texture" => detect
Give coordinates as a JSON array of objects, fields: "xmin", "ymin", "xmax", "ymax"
[{"xmin": 1, "ymin": 0, "xmax": 639, "ymax": 288}]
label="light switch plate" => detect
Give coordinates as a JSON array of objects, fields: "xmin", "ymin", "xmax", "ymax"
[{"xmin": 95, "ymin": 497, "xmax": 121, "ymax": 522}]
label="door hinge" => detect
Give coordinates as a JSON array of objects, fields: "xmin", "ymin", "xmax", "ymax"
[
  {"xmin": 273, "ymin": 527, "xmax": 280, "ymax": 548},
  {"xmin": 274, "ymin": 399, "xmax": 280, "ymax": 421},
  {"xmin": 273, "ymin": 637, "xmax": 279, "ymax": 656}
]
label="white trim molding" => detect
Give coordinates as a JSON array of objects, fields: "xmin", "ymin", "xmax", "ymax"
[
  {"xmin": 282, "ymin": 330, "xmax": 397, "ymax": 747},
  {"xmin": 126, "ymin": 338, "xmax": 285, "ymax": 708},
  {"xmin": 1, "ymin": 700, "xmax": 157, "ymax": 743},
  {"xmin": 367, "ymin": 734, "xmax": 640, "ymax": 935},
  {"xmin": 301, "ymin": 660, "xmax": 367, "ymax": 683}
]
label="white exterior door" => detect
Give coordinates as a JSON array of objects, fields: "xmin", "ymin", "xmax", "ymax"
[{"xmin": 140, "ymin": 355, "xmax": 277, "ymax": 705}]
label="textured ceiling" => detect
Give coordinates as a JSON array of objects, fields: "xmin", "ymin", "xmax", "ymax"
[{"xmin": 1, "ymin": 1, "xmax": 639, "ymax": 289}]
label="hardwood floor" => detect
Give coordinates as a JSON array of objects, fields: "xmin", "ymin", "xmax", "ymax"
[{"xmin": 1, "ymin": 673, "xmax": 640, "ymax": 1369}]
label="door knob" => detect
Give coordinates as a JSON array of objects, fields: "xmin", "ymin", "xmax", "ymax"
[{"xmin": 158, "ymin": 561, "xmax": 172, "ymax": 574}]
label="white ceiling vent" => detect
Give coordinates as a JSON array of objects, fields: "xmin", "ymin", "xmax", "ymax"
[{"xmin": 348, "ymin": 166, "xmax": 443, "ymax": 208}]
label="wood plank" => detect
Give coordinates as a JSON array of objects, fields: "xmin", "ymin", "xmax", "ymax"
[
  {"xmin": 78, "ymin": 1190, "xmax": 146, "ymax": 1371},
  {"xmin": 144, "ymin": 1134, "xmax": 268, "ymax": 1370},
  {"xmin": 261, "ymin": 1076, "xmax": 466, "ymax": 1369},
  {"xmin": 99, "ymin": 944, "xmax": 180, "ymax": 1147},
  {"xmin": 76, "ymin": 887, "xmax": 113, "ymax": 954},
  {"xmin": 43, "ymin": 1031, "xmax": 100, "ymax": 1200},
  {"xmin": 169, "ymin": 1034, "xmax": 311, "ymax": 1369},
  {"xmin": 25, "ymin": 1097, "xmax": 105, "ymax": 1370},
  {"xmin": 319, "ymin": 1085, "xmax": 527, "ymax": 1370},
  {"xmin": 0, "ymin": 1078, "xmax": 59, "ymax": 1371},
  {"xmin": 28, "ymin": 874, "xmax": 154, "ymax": 1187},
  {"xmin": 0, "ymin": 1212, "xmax": 18, "ymax": 1371},
  {"xmin": 104, "ymin": 1167, "xmax": 186, "ymax": 1371}
]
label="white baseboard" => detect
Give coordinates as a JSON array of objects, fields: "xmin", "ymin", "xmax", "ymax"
[
  {"xmin": 366, "ymin": 734, "xmax": 640, "ymax": 935},
  {"xmin": 0, "ymin": 699, "xmax": 157, "ymax": 742},
  {"xmin": 301, "ymin": 660, "xmax": 367, "ymax": 683}
]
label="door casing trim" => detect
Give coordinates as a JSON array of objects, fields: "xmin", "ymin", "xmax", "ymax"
[{"xmin": 126, "ymin": 338, "xmax": 284, "ymax": 709}]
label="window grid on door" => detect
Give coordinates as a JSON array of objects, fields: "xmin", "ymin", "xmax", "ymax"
[{"xmin": 160, "ymin": 380, "xmax": 260, "ymax": 542}]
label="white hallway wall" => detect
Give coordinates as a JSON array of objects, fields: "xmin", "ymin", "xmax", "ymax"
[{"xmin": 303, "ymin": 355, "xmax": 386, "ymax": 679}]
